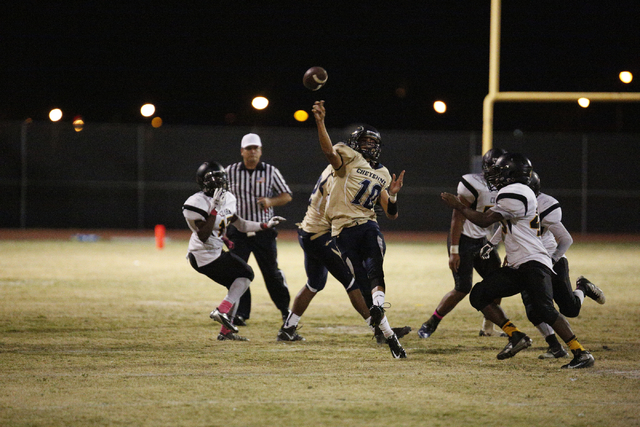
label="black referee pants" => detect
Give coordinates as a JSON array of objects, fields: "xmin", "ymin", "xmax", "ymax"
[{"xmin": 227, "ymin": 226, "xmax": 290, "ymax": 320}]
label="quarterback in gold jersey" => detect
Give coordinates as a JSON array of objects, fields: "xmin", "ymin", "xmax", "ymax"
[{"xmin": 312, "ymin": 100, "xmax": 407, "ymax": 359}]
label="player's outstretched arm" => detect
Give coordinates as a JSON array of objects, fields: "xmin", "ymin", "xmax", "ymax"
[
  {"xmin": 312, "ymin": 100, "xmax": 342, "ymax": 170},
  {"xmin": 441, "ymin": 192, "xmax": 503, "ymax": 228}
]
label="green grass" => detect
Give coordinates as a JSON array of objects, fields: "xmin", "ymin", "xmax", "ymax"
[{"xmin": 1, "ymin": 237, "xmax": 639, "ymax": 426}]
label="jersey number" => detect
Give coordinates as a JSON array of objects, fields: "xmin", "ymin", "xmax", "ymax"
[
  {"xmin": 500, "ymin": 215, "xmax": 542, "ymax": 236},
  {"xmin": 351, "ymin": 179, "xmax": 382, "ymax": 209}
]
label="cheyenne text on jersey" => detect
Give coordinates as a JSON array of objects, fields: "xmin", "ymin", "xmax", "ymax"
[{"xmin": 356, "ymin": 168, "xmax": 387, "ymax": 187}]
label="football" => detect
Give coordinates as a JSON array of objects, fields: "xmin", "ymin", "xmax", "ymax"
[{"xmin": 303, "ymin": 66, "xmax": 328, "ymax": 91}]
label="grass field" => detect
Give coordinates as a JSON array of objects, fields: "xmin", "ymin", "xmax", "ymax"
[{"xmin": 1, "ymin": 232, "xmax": 639, "ymax": 426}]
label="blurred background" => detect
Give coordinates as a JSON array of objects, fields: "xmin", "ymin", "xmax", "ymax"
[{"xmin": 2, "ymin": 2, "xmax": 639, "ymax": 233}]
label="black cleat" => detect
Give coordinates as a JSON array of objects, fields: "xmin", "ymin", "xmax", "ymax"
[
  {"xmin": 210, "ymin": 308, "xmax": 238, "ymax": 333},
  {"xmin": 277, "ymin": 325, "xmax": 306, "ymax": 342},
  {"xmin": 233, "ymin": 315, "xmax": 247, "ymax": 327},
  {"xmin": 387, "ymin": 333, "xmax": 407, "ymax": 359},
  {"xmin": 375, "ymin": 326, "xmax": 412, "ymax": 344},
  {"xmin": 217, "ymin": 331, "xmax": 249, "ymax": 341},
  {"xmin": 497, "ymin": 332, "xmax": 532, "ymax": 360},
  {"xmin": 562, "ymin": 349, "xmax": 595, "ymax": 369},
  {"xmin": 369, "ymin": 305, "xmax": 385, "ymax": 328},
  {"xmin": 576, "ymin": 276, "xmax": 606, "ymax": 305},
  {"xmin": 539, "ymin": 345, "xmax": 569, "ymax": 359},
  {"xmin": 418, "ymin": 320, "xmax": 437, "ymax": 339}
]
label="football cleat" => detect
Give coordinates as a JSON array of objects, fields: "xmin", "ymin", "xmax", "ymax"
[
  {"xmin": 277, "ymin": 325, "xmax": 306, "ymax": 342},
  {"xmin": 210, "ymin": 308, "xmax": 238, "ymax": 333},
  {"xmin": 561, "ymin": 349, "xmax": 595, "ymax": 369},
  {"xmin": 417, "ymin": 320, "xmax": 438, "ymax": 339},
  {"xmin": 369, "ymin": 305, "xmax": 385, "ymax": 328},
  {"xmin": 497, "ymin": 332, "xmax": 532, "ymax": 360},
  {"xmin": 233, "ymin": 315, "xmax": 247, "ymax": 327},
  {"xmin": 576, "ymin": 276, "xmax": 606, "ymax": 305},
  {"xmin": 387, "ymin": 333, "xmax": 407, "ymax": 359},
  {"xmin": 217, "ymin": 332, "xmax": 249, "ymax": 341},
  {"xmin": 538, "ymin": 345, "xmax": 569, "ymax": 359},
  {"xmin": 375, "ymin": 326, "xmax": 412, "ymax": 344}
]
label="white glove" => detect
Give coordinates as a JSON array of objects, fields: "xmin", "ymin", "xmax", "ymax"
[
  {"xmin": 480, "ymin": 243, "xmax": 494, "ymax": 260},
  {"xmin": 211, "ymin": 188, "xmax": 226, "ymax": 212},
  {"xmin": 266, "ymin": 216, "xmax": 286, "ymax": 228}
]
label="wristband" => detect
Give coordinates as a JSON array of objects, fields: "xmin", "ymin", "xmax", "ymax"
[
  {"xmin": 450, "ymin": 245, "xmax": 459, "ymax": 254},
  {"xmin": 260, "ymin": 223, "xmax": 268, "ymax": 230},
  {"xmin": 388, "ymin": 193, "xmax": 397, "ymax": 203}
]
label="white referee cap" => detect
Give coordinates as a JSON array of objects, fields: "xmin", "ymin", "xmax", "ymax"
[{"xmin": 241, "ymin": 133, "xmax": 262, "ymax": 148}]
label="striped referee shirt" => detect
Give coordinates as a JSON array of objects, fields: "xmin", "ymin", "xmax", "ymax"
[{"xmin": 226, "ymin": 161, "xmax": 292, "ymax": 223}]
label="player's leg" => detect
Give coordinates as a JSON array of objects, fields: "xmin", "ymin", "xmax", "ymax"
[
  {"xmin": 473, "ymin": 240, "xmax": 504, "ymax": 336},
  {"xmin": 335, "ymin": 223, "xmax": 405, "ymax": 358},
  {"xmin": 469, "ymin": 267, "xmax": 532, "ymax": 359},
  {"xmin": 521, "ymin": 290, "xmax": 567, "ymax": 359},
  {"xmin": 188, "ymin": 252, "xmax": 253, "ymax": 340},
  {"xmin": 251, "ymin": 229, "xmax": 291, "ymax": 322},
  {"xmin": 226, "ymin": 227, "xmax": 253, "ymax": 323},
  {"xmin": 419, "ymin": 235, "xmax": 477, "ymax": 338},
  {"xmin": 551, "ymin": 257, "xmax": 582, "ymax": 317},
  {"xmin": 520, "ymin": 262, "xmax": 594, "ymax": 368}
]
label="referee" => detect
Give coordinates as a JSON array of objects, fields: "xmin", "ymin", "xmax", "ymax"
[{"xmin": 225, "ymin": 133, "xmax": 293, "ymax": 325}]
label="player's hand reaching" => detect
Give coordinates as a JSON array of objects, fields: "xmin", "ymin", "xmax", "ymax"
[
  {"xmin": 211, "ymin": 187, "xmax": 226, "ymax": 212},
  {"xmin": 441, "ymin": 192, "xmax": 465, "ymax": 210},
  {"xmin": 312, "ymin": 100, "xmax": 325, "ymax": 123},
  {"xmin": 266, "ymin": 216, "xmax": 286, "ymax": 228},
  {"xmin": 388, "ymin": 170, "xmax": 405, "ymax": 196}
]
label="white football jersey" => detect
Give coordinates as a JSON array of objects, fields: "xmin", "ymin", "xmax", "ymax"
[
  {"xmin": 182, "ymin": 190, "xmax": 237, "ymax": 267},
  {"xmin": 299, "ymin": 165, "xmax": 333, "ymax": 234},
  {"xmin": 489, "ymin": 183, "xmax": 552, "ymax": 269},
  {"xmin": 537, "ymin": 192, "xmax": 562, "ymax": 255},
  {"xmin": 457, "ymin": 173, "xmax": 498, "ymax": 239},
  {"xmin": 326, "ymin": 143, "xmax": 392, "ymax": 236}
]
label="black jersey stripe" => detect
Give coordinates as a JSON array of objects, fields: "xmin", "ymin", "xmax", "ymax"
[
  {"xmin": 183, "ymin": 204, "xmax": 208, "ymax": 219},
  {"xmin": 460, "ymin": 177, "xmax": 479, "ymax": 210},
  {"xmin": 540, "ymin": 203, "xmax": 561, "ymax": 221},
  {"xmin": 497, "ymin": 192, "xmax": 529, "ymax": 215}
]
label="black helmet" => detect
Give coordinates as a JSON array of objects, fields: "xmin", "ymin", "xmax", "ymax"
[
  {"xmin": 196, "ymin": 160, "xmax": 228, "ymax": 196},
  {"xmin": 487, "ymin": 153, "xmax": 533, "ymax": 190},
  {"xmin": 482, "ymin": 147, "xmax": 507, "ymax": 184},
  {"xmin": 529, "ymin": 171, "xmax": 541, "ymax": 196},
  {"xmin": 346, "ymin": 124, "xmax": 382, "ymax": 162}
]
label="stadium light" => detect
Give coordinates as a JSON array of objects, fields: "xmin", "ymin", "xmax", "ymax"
[
  {"xmin": 252, "ymin": 96, "xmax": 269, "ymax": 110},
  {"xmin": 578, "ymin": 98, "xmax": 590, "ymax": 108},
  {"xmin": 140, "ymin": 104, "xmax": 155, "ymax": 117},
  {"xmin": 49, "ymin": 108, "xmax": 63, "ymax": 122},
  {"xmin": 433, "ymin": 101, "xmax": 447, "ymax": 114},
  {"xmin": 619, "ymin": 71, "xmax": 633, "ymax": 84},
  {"xmin": 73, "ymin": 116, "xmax": 84, "ymax": 132},
  {"xmin": 293, "ymin": 110, "xmax": 309, "ymax": 122}
]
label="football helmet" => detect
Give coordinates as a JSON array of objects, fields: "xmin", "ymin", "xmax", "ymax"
[
  {"xmin": 529, "ymin": 171, "xmax": 541, "ymax": 196},
  {"xmin": 346, "ymin": 124, "xmax": 382, "ymax": 162},
  {"xmin": 487, "ymin": 153, "xmax": 533, "ymax": 190},
  {"xmin": 196, "ymin": 161, "xmax": 228, "ymax": 196},
  {"xmin": 482, "ymin": 147, "xmax": 507, "ymax": 183}
]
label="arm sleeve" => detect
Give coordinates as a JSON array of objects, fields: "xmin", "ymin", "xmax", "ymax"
[
  {"xmin": 547, "ymin": 221, "xmax": 573, "ymax": 261},
  {"xmin": 231, "ymin": 216, "xmax": 264, "ymax": 233},
  {"xmin": 271, "ymin": 166, "xmax": 292, "ymax": 195}
]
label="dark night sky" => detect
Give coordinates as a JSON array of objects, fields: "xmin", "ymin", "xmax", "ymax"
[{"xmin": 2, "ymin": 2, "xmax": 639, "ymax": 131}]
